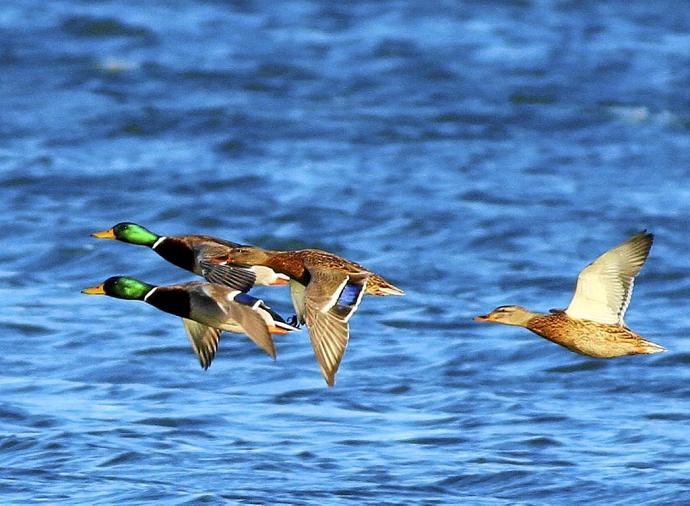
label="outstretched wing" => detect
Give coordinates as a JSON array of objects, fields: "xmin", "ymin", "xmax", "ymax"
[
  {"xmin": 181, "ymin": 318, "xmax": 222, "ymax": 370},
  {"xmin": 199, "ymin": 260, "xmax": 257, "ymax": 292},
  {"xmin": 565, "ymin": 232, "xmax": 653, "ymax": 325},
  {"xmin": 304, "ymin": 269, "xmax": 368, "ymax": 386},
  {"xmin": 190, "ymin": 284, "xmax": 276, "ymax": 359},
  {"xmin": 224, "ymin": 301, "xmax": 277, "ymax": 359},
  {"xmin": 193, "ymin": 243, "xmax": 256, "ymax": 292}
]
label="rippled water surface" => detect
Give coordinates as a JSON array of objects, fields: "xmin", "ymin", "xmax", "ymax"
[{"xmin": 2, "ymin": 1, "xmax": 690, "ymax": 503}]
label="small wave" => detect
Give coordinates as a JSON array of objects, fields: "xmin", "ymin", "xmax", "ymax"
[{"xmin": 61, "ymin": 16, "xmax": 154, "ymax": 39}]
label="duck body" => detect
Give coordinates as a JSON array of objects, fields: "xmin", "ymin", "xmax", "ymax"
[
  {"xmin": 82, "ymin": 276, "xmax": 298, "ymax": 369},
  {"xmin": 146, "ymin": 281, "xmax": 292, "ymax": 336},
  {"xmin": 223, "ymin": 245, "xmax": 403, "ymax": 386},
  {"xmin": 229, "ymin": 248, "xmax": 404, "ymax": 297},
  {"xmin": 91, "ymin": 223, "xmax": 289, "ymax": 291},
  {"xmin": 474, "ymin": 232, "xmax": 666, "ymax": 358},
  {"xmin": 153, "ymin": 234, "xmax": 285, "ymax": 289},
  {"xmin": 526, "ymin": 310, "xmax": 664, "ymax": 358}
]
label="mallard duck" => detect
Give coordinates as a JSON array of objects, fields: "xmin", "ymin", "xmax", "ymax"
[
  {"xmin": 82, "ymin": 276, "xmax": 298, "ymax": 369},
  {"xmin": 219, "ymin": 246, "xmax": 404, "ymax": 386},
  {"xmin": 91, "ymin": 222, "xmax": 289, "ymax": 291},
  {"xmin": 475, "ymin": 231, "xmax": 666, "ymax": 357}
]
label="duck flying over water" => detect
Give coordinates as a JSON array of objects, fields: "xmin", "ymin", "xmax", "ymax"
[
  {"xmin": 82, "ymin": 276, "xmax": 298, "ymax": 369},
  {"xmin": 219, "ymin": 245, "xmax": 404, "ymax": 386},
  {"xmin": 474, "ymin": 231, "xmax": 665, "ymax": 358},
  {"xmin": 91, "ymin": 222, "xmax": 289, "ymax": 292}
]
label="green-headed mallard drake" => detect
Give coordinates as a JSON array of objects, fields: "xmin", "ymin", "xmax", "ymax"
[
  {"xmin": 82, "ymin": 276, "xmax": 298, "ymax": 369},
  {"xmin": 91, "ymin": 222, "xmax": 289, "ymax": 291},
  {"xmin": 218, "ymin": 246, "xmax": 404, "ymax": 386},
  {"xmin": 475, "ymin": 231, "xmax": 665, "ymax": 357}
]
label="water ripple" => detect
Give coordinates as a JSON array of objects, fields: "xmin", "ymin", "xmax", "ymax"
[{"xmin": 1, "ymin": 0, "xmax": 689, "ymax": 504}]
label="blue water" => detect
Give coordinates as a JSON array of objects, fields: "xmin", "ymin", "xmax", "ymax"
[{"xmin": 2, "ymin": 1, "xmax": 690, "ymax": 503}]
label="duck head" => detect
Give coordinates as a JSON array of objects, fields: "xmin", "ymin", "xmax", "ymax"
[
  {"xmin": 225, "ymin": 246, "xmax": 272, "ymax": 266},
  {"xmin": 91, "ymin": 222, "xmax": 159, "ymax": 247},
  {"xmin": 82, "ymin": 276, "xmax": 155, "ymax": 300},
  {"xmin": 474, "ymin": 305, "xmax": 535, "ymax": 327}
]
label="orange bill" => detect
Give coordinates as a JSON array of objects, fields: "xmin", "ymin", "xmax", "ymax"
[{"xmin": 268, "ymin": 326, "xmax": 289, "ymax": 335}]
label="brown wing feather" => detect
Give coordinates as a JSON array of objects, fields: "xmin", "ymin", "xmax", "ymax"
[
  {"xmin": 190, "ymin": 283, "xmax": 276, "ymax": 359},
  {"xmin": 181, "ymin": 318, "xmax": 222, "ymax": 370},
  {"xmin": 225, "ymin": 302, "xmax": 277, "ymax": 359},
  {"xmin": 305, "ymin": 304, "xmax": 349, "ymax": 387},
  {"xmin": 303, "ymin": 268, "xmax": 353, "ymax": 386}
]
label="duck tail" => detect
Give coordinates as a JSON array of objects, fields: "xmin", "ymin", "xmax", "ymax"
[
  {"xmin": 368, "ymin": 275, "xmax": 404, "ymax": 296},
  {"xmin": 636, "ymin": 340, "xmax": 667, "ymax": 355}
]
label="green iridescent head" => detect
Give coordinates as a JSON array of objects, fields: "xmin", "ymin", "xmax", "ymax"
[
  {"xmin": 91, "ymin": 222, "xmax": 159, "ymax": 247},
  {"xmin": 82, "ymin": 276, "xmax": 155, "ymax": 300}
]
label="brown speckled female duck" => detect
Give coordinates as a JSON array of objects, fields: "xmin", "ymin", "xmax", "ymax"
[
  {"xmin": 475, "ymin": 231, "xmax": 665, "ymax": 357},
  {"xmin": 219, "ymin": 245, "xmax": 404, "ymax": 386}
]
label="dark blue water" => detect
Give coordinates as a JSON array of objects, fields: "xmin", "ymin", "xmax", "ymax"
[{"xmin": 2, "ymin": 1, "xmax": 689, "ymax": 503}]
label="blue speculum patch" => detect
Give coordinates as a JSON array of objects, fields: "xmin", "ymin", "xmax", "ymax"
[
  {"xmin": 234, "ymin": 292, "xmax": 260, "ymax": 307},
  {"xmin": 337, "ymin": 283, "xmax": 362, "ymax": 308}
]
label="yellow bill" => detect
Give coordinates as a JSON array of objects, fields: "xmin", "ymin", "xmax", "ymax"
[
  {"xmin": 81, "ymin": 284, "xmax": 106, "ymax": 295},
  {"xmin": 91, "ymin": 228, "xmax": 116, "ymax": 239}
]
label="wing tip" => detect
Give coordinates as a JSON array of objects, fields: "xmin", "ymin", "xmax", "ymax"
[
  {"xmin": 630, "ymin": 230, "xmax": 654, "ymax": 250},
  {"xmin": 257, "ymin": 331, "xmax": 277, "ymax": 361},
  {"xmin": 318, "ymin": 360, "xmax": 339, "ymax": 387},
  {"xmin": 198, "ymin": 353, "xmax": 213, "ymax": 370}
]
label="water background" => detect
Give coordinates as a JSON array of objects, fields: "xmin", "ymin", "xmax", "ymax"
[{"xmin": 1, "ymin": 1, "xmax": 690, "ymax": 503}]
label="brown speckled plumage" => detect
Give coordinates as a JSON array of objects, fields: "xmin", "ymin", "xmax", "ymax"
[
  {"xmin": 526, "ymin": 311, "xmax": 664, "ymax": 357},
  {"xmin": 261, "ymin": 249, "xmax": 403, "ymax": 296},
  {"xmin": 224, "ymin": 244, "xmax": 403, "ymax": 386},
  {"xmin": 474, "ymin": 232, "xmax": 666, "ymax": 358}
]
